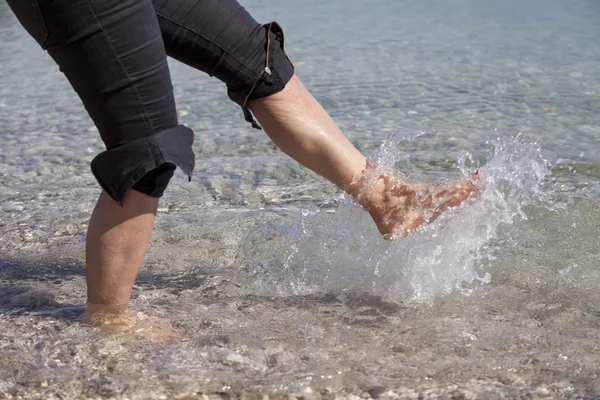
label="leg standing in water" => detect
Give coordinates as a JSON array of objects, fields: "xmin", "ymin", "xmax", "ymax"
[
  {"xmin": 7, "ymin": 0, "xmax": 194, "ymax": 337},
  {"xmin": 6, "ymin": 0, "xmax": 479, "ymax": 333}
]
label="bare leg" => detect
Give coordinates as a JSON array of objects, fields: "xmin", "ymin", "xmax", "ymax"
[
  {"xmin": 249, "ymin": 75, "xmax": 479, "ymax": 237},
  {"xmin": 86, "ymin": 190, "xmax": 158, "ymax": 307},
  {"xmin": 249, "ymin": 75, "xmax": 367, "ymax": 193},
  {"xmin": 85, "ymin": 190, "xmax": 177, "ymax": 340}
]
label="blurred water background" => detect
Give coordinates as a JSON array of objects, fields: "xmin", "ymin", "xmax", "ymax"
[{"xmin": 1, "ymin": 0, "xmax": 599, "ymax": 398}]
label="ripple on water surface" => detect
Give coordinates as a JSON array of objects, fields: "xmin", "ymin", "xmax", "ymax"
[{"xmin": 1, "ymin": 134, "xmax": 599, "ymax": 397}]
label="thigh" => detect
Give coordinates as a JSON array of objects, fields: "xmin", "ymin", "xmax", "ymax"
[
  {"xmin": 41, "ymin": 0, "xmax": 177, "ymax": 147},
  {"xmin": 153, "ymin": 0, "xmax": 294, "ymax": 108},
  {"xmin": 6, "ymin": 0, "xmax": 195, "ymax": 203}
]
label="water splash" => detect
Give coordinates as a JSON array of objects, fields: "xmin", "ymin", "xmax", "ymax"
[{"xmin": 238, "ymin": 131, "xmax": 554, "ymax": 304}]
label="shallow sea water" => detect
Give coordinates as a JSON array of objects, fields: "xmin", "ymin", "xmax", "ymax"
[{"xmin": 1, "ymin": 0, "xmax": 599, "ymax": 398}]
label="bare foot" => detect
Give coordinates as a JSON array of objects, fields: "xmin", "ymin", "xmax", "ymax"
[
  {"xmin": 352, "ymin": 164, "xmax": 480, "ymax": 238},
  {"xmin": 83, "ymin": 303, "xmax": 179, "ymax": 342}
]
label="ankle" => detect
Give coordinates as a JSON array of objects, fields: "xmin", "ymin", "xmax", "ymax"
[
  {"xmin": 346, "ymin": 160, "xmax": 382, "ymax": 207},
  {"xmin": 347, "ymin": 163, "xmax": 413, "ymax": 214},
  {"xmin": 87, "ymin": 302, "xmax": 129, "ymax": 315}
]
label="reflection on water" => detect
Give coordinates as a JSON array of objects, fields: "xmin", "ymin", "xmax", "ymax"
[{"xmin": 1, "ymin": 0, "xmax": 599, "ymax": 397}]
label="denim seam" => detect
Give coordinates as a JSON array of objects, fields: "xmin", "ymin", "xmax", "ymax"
[
  {"xmin": 84, "ymin": 0, "xmax": 165, "ymax": 164},
  {"xmin": 156, "ymin": 11, "xmax": 261, "ymax": 77}
]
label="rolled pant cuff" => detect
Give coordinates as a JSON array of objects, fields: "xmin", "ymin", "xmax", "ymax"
[
  {"xmin": 90, "ymin": 125, "xmax": 195, "ymax": 205},
  {"xmin": 228, "ymin": 21, "xmax": 295, "ymax": 130}
]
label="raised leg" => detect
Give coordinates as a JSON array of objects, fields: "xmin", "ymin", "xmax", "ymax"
[
  {"xmin": 249, "ymin": 75, "xmax": 479, "ymax": 237},
  {"xmin": 249, "ymin": 75, "xmax": 368, "ymax": 195},
  {"xmin": 153, "ymin": 0, "xmax": 479, "ymax": 238}
]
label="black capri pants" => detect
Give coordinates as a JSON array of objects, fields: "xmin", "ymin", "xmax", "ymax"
[{"xmin": 7, "ymin": 0, "xmax": 295, "ymax": 204}]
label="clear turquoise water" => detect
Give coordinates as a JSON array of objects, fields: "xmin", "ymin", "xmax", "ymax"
[{"xmin": 1, "ymin": 0, "xmax": 599, "ymax": 397}]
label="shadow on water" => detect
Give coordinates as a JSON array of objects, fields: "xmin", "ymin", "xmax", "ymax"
[
  {"xmin": 0, "ymin": 257, "xmax": 218, "ymax": 321},
  {"xmin": 0, "ymin": 283, "xmax": 85, "ymax": 321},
  {"xmin": 0, "ymin": 254, "xmax": 406, "ymax": 331},
  {"xmin": 0, "ymin": 256, "xmax": 85, "ymax": 280},
  {"xmin": 0, "ymin": 257, "xmax": 86, "ymax": 320}
]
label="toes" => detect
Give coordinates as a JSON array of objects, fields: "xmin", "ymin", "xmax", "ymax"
[
  {"xmin": 372, "ymin": 174, "xmax": 482, "ymax": 239},
  {"xmin": 432, "ymin": 179, "xmax": 479, "ymax": 209}
]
